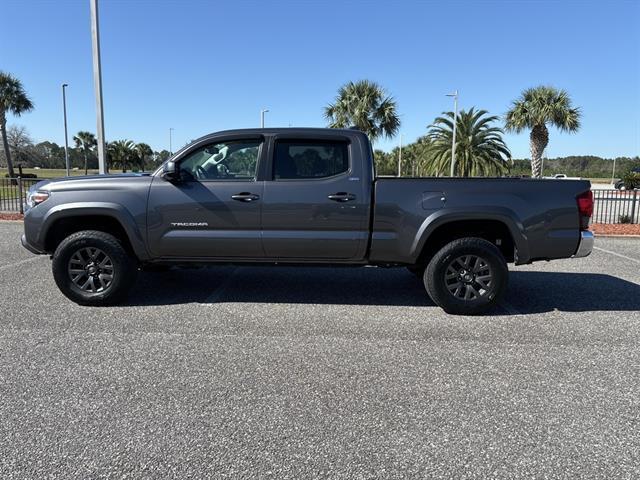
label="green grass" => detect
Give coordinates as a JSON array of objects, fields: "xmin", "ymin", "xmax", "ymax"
[
  {"xmin": 0, "ymin": 186, "xmax": 18, "ymax": 199},
  {"xmin": 1, "ymin": 168, "xmax": 103, "ymax": 202},
  {"xmin": 1, "ymin": 168, "xmax": 102, "ymax": 179}
]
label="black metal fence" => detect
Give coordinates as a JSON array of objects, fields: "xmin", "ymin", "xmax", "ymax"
[
  {"xmin": 1, "ymin": 179, "xmax": 638, "ymax": 224},
  {"xmin": 0, "ymin": 177, "xmax": 44, "ymax": 214},
  {"xmin": 592, "ymin": 189, "xmax": 639, "ymax": 224}
]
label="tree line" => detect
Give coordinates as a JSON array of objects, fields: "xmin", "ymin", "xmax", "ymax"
[
  {"xmin": 2, "ymin": 70, "xmax": 638, "ymax": 179},
  {"xmin": 0, "ymin": 124, "xmax": 171, "ymax": 174}
]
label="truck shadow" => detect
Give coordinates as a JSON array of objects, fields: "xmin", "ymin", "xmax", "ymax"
[{"xmin": 126, "ymin": 267, "xmax": 640, "ymax": 315}]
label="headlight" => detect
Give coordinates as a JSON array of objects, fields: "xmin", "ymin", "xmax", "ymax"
[{"xmin": 27, "ymin": 190, "xmax": 49, "ymax": 208}]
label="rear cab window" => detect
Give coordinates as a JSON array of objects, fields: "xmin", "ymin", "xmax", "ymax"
[{"xmin": 273, "ymin": 140, "xmax": 349, "ymax": 180}]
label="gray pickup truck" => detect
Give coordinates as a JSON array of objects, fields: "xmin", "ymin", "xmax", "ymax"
[{"xmin": 21, "ymin": 128, "xmax": 594, "ymax": 314}]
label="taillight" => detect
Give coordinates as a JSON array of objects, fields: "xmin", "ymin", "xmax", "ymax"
[{"xmin": 576, "ymin": 190, "xmax": 593, "ymax": 230}]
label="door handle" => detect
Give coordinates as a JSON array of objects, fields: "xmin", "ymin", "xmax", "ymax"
[
  {"xmin": 327, "ymin": 192, "xmax": 356, "ymax": 202},
  {"xmin": 231, "ymin": 192, "xmax": 260, "ymax": 202}
]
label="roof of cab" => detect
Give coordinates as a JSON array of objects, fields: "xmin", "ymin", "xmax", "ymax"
[{"xmin": 205, "ymin": 127, "xmax": 366, "ymax": 137}]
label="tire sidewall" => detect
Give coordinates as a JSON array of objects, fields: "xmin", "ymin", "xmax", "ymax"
[
  {"xmin": 52, "ymin": 231, "xmax": 136, "ymax": 306},
  {"xmin": 425, "ymin": 238, "xmax": 508, "ymax": 315}
]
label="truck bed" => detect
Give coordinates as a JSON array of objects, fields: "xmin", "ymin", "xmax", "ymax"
[{"xmin": 369, "ymin": 177, "xmax": 591, "ymax": 265}]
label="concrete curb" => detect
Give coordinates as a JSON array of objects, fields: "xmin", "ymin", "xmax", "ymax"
[{"xmin": 593, "ymin": 234, "xmax": 640, "ymax": 239}]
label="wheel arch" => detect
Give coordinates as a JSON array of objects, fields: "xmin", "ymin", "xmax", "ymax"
[
  {"xmin": 411, "ymin": 210, "xmax": 529, "ymax": 267},
  {"xmin": 40, "ymin": 203, "xmax": 149, "ymax": 260}
]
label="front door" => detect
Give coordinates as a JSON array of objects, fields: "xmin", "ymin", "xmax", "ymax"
[
  {"xmin": 260, "ymin": 139, "xmax": 369, "ymax": 260},
  {"xmin": 147, "ymin": 137, "xmax": 265, "ymax": 258}
]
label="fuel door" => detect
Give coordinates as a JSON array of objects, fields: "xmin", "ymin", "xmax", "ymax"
[{"xmin": 422, "ymin": 191, "xmax": 446, "ymax": 211}]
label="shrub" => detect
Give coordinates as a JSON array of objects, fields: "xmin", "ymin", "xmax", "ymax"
[
  {"xmin": 622, "ymin": 172, "xmax": 640, "ymax": 189},
  {"xmin": 4, "ymin": 173, "xmax": 37, "ymax": 179},
  {"xmin": 619, "ymin": 214, "xmax": 632, "ymax": 224}
]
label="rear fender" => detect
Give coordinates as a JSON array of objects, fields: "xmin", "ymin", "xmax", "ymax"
[{"xmin": 411, "ymin": 208, "xmax": 530, "ymax": 264}]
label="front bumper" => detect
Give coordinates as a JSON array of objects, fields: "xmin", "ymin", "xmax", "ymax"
[
  {"xmin": 573, "ymin": 230, "xmax": 594, "ymax": 258},
  {"xmin": 21, "ymin": 234, "xmax": 45, "ymax": 255}
]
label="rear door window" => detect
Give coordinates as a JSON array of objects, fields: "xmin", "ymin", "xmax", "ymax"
[{"xmin": 273, "ymin": 141, "xmax": 349, "ymax": 180}]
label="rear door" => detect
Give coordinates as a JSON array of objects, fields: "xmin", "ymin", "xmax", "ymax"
[
  {"xmin": 147, "ymin": 136, "xmax": 265, "ymax": 258},
  {"xmin": 260, "ymin": 137, "xmax": 369, "ymax": 259}
]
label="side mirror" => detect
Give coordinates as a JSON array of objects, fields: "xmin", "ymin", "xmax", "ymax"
[{"xmin": 162, "ymin": 160, "xmax": 180, "ymax": 182}]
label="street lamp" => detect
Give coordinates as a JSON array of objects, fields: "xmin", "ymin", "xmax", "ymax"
[
  {"xmin": 62, "ymin": 83, "xmax": 70, "ymax": 176},
  {"xmin": 169, "ymin": 128, "xmax": 174, "ymax": 154},
  {"xmin": 446, "ymin": 90, "xmax": 459, "ymax": 177},
  {"xmin": 397, "ymin": 133, "xmax": 404, "ymax": 177},
  {"xmin": 611, "ymin": 157, "xmax": 617, "ymax": 185},
  {"xmin": 261, "ymin": 109, "xmax": 269, "ymax": 128}
]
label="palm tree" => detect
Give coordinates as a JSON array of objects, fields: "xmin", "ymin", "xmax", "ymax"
[
  {"xmin": 107, "ymin": 140, "xmax": 136, "ymax": 173},
  {"xmin": 426, "ymin": 108, "xmax": 511, "ymax": 177},
  {"xmin": 406, "ymin": 136, "xmax": 432, "ymax": 176},
  {"xmin": 324, "ymin": 80, "xmax": 400, "ymax": 142},
  {"xmin": 0, "ymin": 71, "xmax": 34, "ymax": 180},
  {"xmin": 505, "ymin": 86, "xmax": 580, "ymax": 178},
  {"xmin": 73, "ymin": 131, "xmax": 97, "ymax": 175},
  {"xmin": 134, "ymin": 142, "xmax": 153, "ymax": 171}
]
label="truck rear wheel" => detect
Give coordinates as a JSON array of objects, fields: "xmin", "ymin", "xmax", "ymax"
[
  {"xmin": 52, "ymin": 230, "xmax": 138, "ymax": 306},
  {"xmin": 424, "ymin": 237, "xmax": 508, "ymax": 315}
]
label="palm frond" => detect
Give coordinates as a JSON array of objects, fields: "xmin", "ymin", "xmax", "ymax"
[
  {"xmin": 425, "ymin": 108, "xmax": 511, "ymax": 177},
  {"xmin": 324, "ymin": 80, "xmax": 401, "ymax": 142},
  {"xmin": 0, "ymin": 71, "xmax": 34, "ymax": 117}
]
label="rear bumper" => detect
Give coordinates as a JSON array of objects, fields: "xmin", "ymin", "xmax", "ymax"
[
  {"xmin": 21, "ymin": 234, "xmax": 45, "ymax": 255},
  {"xmin": 573, "ymin": 230, "xmax": 594, "ymax": 258}
]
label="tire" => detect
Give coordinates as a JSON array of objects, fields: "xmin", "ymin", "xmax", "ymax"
[
  {"xmin": 424, "ymin": 237, "xmax": 508, "ymax": 315},
  {"xmin": 52, "ymin": 230, "xmax": 138, "ymax": 306}
]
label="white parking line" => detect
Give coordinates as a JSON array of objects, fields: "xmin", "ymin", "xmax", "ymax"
[
  {"xmin": 594, "ymin": 246, "xmax": 640, "ymax": 265},
  {"xmin": 0, "ymin": 257, "xmax": 41, "ymax": 272}
]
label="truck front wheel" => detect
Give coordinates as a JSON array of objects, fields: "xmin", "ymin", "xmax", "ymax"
[
  {"xmin": 52, "ymin": 230, "xmax": 138, "ymax": 306},
  {"xmin": 424, "ymin": 237, "xmax": 508, "ymax": 315}
]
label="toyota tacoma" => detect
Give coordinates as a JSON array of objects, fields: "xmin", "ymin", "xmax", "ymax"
[{"xmin": 21, "ymin": 128, "xmax": 594, "ymax": 314}]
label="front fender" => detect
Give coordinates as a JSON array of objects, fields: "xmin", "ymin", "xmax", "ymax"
[
  {"xmin": 410, "ymin": 207, "xmax": 530, "ymax": 264},
  {"xmin": 37, "ymin": 202, "xmax": 150, "ymax": 260}
]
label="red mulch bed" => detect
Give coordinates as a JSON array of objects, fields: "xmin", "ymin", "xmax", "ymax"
[
  {"xmin": 591, "ymin": 223, "xmax": 640, "ymax": 236},
  {"xmin": 0, "ymin": 212, "xmax": 24, "ymax": 221}
]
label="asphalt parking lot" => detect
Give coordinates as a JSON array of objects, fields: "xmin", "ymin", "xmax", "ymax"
[{"xmin": 0, "ymin": 221, "xmax": 638, "ymax": 479}]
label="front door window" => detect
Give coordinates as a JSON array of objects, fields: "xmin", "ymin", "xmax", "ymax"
[{"xmin": 179, "ymin": 140, "xmax": 261, "ymax": 181}]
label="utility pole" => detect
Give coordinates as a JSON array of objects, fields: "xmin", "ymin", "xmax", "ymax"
[
  {"xmin": 611, "ymin": 157, "xmax": 617, "ymax": 184},
  {"xmin": 62, "ymin": 83, "xmax": 70, "ymax": 176},
  {"xmin": 446, "ymin": 90, "xmax": 458, "ymax": 177},
  {"xmin": 90, "ymin": 0, "xmax": 107, "ymax": 174},
  {"xmin": 169, "ymin": 128, "xmax": 174, "ymax": 154},
  {"xmin": 261, "ymin": 109, "xmax": 269, "ymax": 128}
]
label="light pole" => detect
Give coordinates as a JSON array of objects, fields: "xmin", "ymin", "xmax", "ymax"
[
  {"xmin": 62, "ymin": 83, "xmax": 70, "ymax": 176},
  {"xmin": 611, "ymin": 157, "xmax": 617, "ymax": 184},
  {"xmin": 90, "ymin": 0, "xmax": 107, "ymax": 174},
  {"xmin": 260, "ymin": 109, "xmax": 269, "ymax": 128},
  {"xmin": 397, "ymin": 134, "xmax": 404, "ymax": 177},
  {"xmin": 169, "ymin": 128, "xmax": 174, "ymax": 154},
  {"xmin": 446, "ymin": 90, "xmax": 458, "ymax": 177}
]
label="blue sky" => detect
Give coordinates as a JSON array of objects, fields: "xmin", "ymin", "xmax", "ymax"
[{"xmin": 2, "ymin": 0, "xmax": 639, "ymax": 158}]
